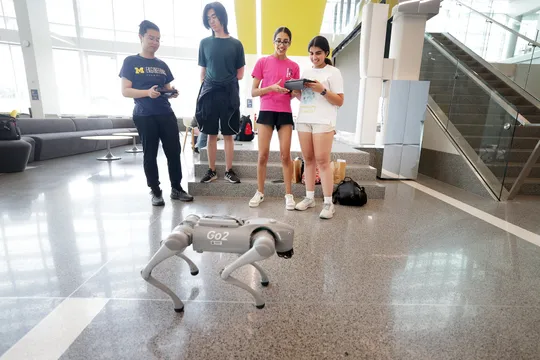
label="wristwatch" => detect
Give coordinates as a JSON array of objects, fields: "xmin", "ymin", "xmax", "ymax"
[{"xmin": 320, "ymin": 88, "xmax": 327, "ymax": 96}]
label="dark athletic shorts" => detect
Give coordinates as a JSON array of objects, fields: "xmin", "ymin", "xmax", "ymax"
[
  {"xmin": 197, "ymin": 89, "xmax": 240, "ymax": 136},
  {"xmin": 257, "ymin": 111, "xmax": 294, "ymax": 131}
]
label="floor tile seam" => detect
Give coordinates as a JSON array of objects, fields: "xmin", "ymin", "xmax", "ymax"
[{"xmin": 74, "ymin": 297, "xmax": 540, "ymax": 309}]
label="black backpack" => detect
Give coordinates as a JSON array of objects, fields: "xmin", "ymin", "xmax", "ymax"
[
  {"xmin": 235, "ymin": 115, "xmax": 254, "ymax": 141},
  {"xmin": 0, "ymin": 115, "xmax": 21, "ymax": 141},
  {"xmin": 332, "ymin": 177, "xmax": 368, "ymax": 206}
]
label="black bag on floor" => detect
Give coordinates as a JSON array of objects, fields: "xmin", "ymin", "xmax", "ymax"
[
  {"xmin": 235, "ymin": 115, "xmax": 254, "ymax": 141},
  {"xmin": 0, "ymin": 115, "xmax": 21, "ymax": 141},
  {"xmin": 332, "ymin": 177, "xmax": 367, "ymax": 206}
]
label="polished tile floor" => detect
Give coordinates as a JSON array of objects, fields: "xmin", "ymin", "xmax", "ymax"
[{"xmin": 1, "ymin": 140, "xmax": 540, "ymax": 359}]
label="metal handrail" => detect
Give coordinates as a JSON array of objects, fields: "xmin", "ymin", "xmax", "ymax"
[{"xmin": 455, "ymin": 0, "xmax": 540, "ymax": 49}]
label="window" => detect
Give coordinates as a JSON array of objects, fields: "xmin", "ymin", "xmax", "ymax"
[
  {"xmin": 87, "ymin": 54, "xmax": 121, "ymax": 115},
  {"xmin": 113, "ymin": 0, "xmax": 143, "ymax": 32},
  {"xmin": 46, "ymin": 0, "xmax": 77, "ymax": 36},
  {"xmin": 1, "ymin": 0, "xmax": 17, "ymax": 30},
  {"xmin": 46, "ymin": 0, "xmax": 75, "ymax": 25},
  {"xmin": 78, "ymin": 0, "xmax": 113, "ymax": 28},
  {"xmin": 163, "ymin": 58, "xmax": 200, "ymax": 117},
  {"xmin": 0, "ymin": 45, "xmax": 30, "ymax": 113},
  {"xmin": 53, "ymin": 49, "xmax": 86, "ymax": 114}
]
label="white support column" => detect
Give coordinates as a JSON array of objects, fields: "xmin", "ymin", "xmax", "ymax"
[
  {"xmin": 389, "ymin": 0, "xmax": 441, "ymax": 81},
  {"xmin": 14, "ymin": 0, "xmax": 60, "ymax": 118},
  {"xmin": 354, "ymin": 2, "xmax": 389, "ymax": 145},
  {"xmin": 378, "ymin": 0, "xmax": 441, "ymax": 180}
]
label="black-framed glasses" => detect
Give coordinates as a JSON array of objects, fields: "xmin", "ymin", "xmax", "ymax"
[{"xmin": 274, "ymin": 39, "xmax": 290, "ymax": 46}]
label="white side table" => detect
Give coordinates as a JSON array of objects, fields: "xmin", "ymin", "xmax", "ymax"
[
  {"xmin": 113, "ymin": 132, "xmax": 142, "ymax": 153},
  {"xmin": 81, "ymin": 135, "xmax": 132, "ymax": 161}
]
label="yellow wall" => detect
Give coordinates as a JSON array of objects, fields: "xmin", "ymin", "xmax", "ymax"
[
  {"xmin": 260, "ymin": 0, "xmax": 326, "ymax": 56},
  {"xmin": 234, "ymin": 0, "xmax": 257, "ymax": 54}
]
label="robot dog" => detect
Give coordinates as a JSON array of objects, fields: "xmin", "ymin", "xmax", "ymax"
[{"xmin": 141, "ymin": 214, "xmax": 294, "ymax": 312}]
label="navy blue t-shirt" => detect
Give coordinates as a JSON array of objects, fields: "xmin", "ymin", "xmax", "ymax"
[{"xmin": 119, "ymin": 55, "xmax": 174, "ymax": 116}]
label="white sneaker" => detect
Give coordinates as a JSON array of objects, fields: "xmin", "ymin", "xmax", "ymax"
[
  {"xmin": 249, "ymin": 191, "xmax": 264, "ymax": 207},
  {"xmin": 319, "ymin": 202, "xmax": 335, "ymax": 219},
  {"xmin": 295, "ymin": 197, "xmax": 316, "ymax": 211},
  {"xmin": 285, "ymin": 194, "xmax": 295, "ymax": 210}
]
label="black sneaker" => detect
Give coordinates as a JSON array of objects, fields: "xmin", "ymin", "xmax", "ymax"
[
  {"xmin": 171, "ymin": 187, "xmax": 193, "ymax": 202},
  {"xmin": 150, "ymin": 190, "xmax": 165, "ymax": 206},
  {"xmin": 193, "ymin": 147, "xmax": 199, "ymax": 154},
  {"xmin": 225, "ymin": 169, "xmax": 241, "ymax": 183},
  {"xmin": 200, "ymin": 168, "xmax": 218, "ymax": 183}
]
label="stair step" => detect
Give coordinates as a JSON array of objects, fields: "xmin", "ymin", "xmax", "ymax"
[
  {"xmin": 199, "ymin": 149, "xmax": 371, "ymax": 165},
  {"xmin": 464, "ymin": 135, "xmax": 538, "ymax": 150},
  {"xmin": 444, "ymin": 113, "xmax": 515, "ymax": 125},
  {"xmin": 502, "ymin": 177, "xmax": 540, "ymax": 195},
  {"xmin": 486, "ymin": 162, "xmax": 540, "ymax": 178},
  {"xmin": 473, "ymin": 148, "xmax": 533, "ymax": 163},
  {"xmin": 187, "ymin": 178, "xmax": 386, "ymax": 199},
  {"xmin": 194, "ymin": 161, "xmax": 378, "ymax": 181}
]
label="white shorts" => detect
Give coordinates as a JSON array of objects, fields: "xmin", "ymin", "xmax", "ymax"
[{"xmin": 296, "ymin": 123, "xmax": 335, "ymax": 134}]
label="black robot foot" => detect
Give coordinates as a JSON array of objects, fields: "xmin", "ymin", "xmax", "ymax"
[
  {"xmin": 261, "ymin": 281, "xmax": 269, "ymax": 287},
  {"xmin": 256, "ymin": 303, "xmax": 265, "ymax": 309},
  {"xmin": 191, "ymin": 270, "xmax": 199, "ymax": 276},
  {"xmin": 174, "ymin": 307, "xmax": 184, "ymax": 313}
]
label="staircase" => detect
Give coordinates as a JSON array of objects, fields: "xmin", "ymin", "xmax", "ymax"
[
  {"xmin": 421, "ymin": 33, "xmax": 540, "ymax": 195},
  {"xmin": 187, "ymin": 146, "xmax": 386, "ymax": 199}
]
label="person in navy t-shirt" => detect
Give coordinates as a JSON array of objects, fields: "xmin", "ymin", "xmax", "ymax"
[{"xmin": 119, "ymin": 20, "xmax": 193, "ymax": 206}]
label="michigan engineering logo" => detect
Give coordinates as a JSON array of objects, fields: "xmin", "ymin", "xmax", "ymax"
[{"xmin": 134, "ymin": 66, "xmax": 166, "ymax": 76}]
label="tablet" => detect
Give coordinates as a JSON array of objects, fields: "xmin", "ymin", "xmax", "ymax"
[{"xmin": 284, "ymin": 79, "xmax": 315, "ymax": 91}]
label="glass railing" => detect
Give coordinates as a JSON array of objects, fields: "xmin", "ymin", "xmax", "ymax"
[
  {"xmin": 427, "ymin": 0, "xmax": 540, "ymax": 102},
  {"xmin": 421, "ymin": 33, "xmax": 524, "ymax": 200}
]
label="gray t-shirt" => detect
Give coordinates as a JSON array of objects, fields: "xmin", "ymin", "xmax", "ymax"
[{"xmin": 198, "ymin": 36, "xmax": 245, "ymax": 84}]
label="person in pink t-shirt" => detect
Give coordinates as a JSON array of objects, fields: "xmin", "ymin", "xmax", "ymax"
[{"xmin": 249, "ymin": 26, "xmax": 300, "ymax": 210}]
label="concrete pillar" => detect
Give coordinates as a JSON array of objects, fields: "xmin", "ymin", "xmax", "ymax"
[
  {"xmin": 354, "ymin": 3, "xmax": 389, "ymax": 145},
  {"xmin": 504, "ymin": 16, "xmax": 522, "ymax": 60},
  {"xmin": 14, "ymin": 0, "xmax": 60, "ymax": 117}
]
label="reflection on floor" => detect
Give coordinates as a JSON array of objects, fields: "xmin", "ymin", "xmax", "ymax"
[{"xmin": 1, "ymin": 142, "xmax": 540, "ymax": 359}]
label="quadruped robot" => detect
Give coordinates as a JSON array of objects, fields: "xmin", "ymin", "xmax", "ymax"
[{"xmin": 141, "ymin": 214, "xmax": 294, "ymax": 312}]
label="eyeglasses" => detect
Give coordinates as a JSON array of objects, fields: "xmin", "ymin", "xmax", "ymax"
[{"xmin": 274, "ymin": 39, "xmax": 290, "ymax": 46}]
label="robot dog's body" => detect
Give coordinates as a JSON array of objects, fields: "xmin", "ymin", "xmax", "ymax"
[{"xmin": 141, "ymin": 214, "xmax": 294, "ymax": 312}]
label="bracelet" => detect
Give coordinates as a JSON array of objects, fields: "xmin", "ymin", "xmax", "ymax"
[{"xmin": 321, "ymin": 88, "xmax": 327, "ymax": 96}]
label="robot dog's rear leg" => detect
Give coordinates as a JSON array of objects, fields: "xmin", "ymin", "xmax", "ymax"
[
  {"xmin": 141, "ymin": 231, "xmax": 191, "ymax": 313},
  {"xmin": 176, "ymin": 253, "xmax": 199, "ymax": 276},
  {"xmin": 221, "ymin": 230, "xmax": 276, "ymax": 309},
  {"xmin": 251, "ymin": 262, "xmax": 269, "ymax": 287}
]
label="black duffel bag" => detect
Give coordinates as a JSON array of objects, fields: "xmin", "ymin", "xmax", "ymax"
[
  {"xmin": 0, "ymin": 115, "xmax": 21, "ymax": 141},
  {"xmin": 332, "ymin": 177, "xmax": 368, "ymax": 206}
]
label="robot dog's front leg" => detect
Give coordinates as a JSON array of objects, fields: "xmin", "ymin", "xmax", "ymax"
[
  {"xmin": 220, "ymin": 230, "xmax": 275, "ymax": 309},
  {"xmin": 141, "ymin": 228, "xmax": 196, "ymax": 313}
]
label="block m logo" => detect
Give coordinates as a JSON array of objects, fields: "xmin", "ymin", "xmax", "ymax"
[{"xmin": 135, "ymin": 67, "xmax": 145, "ymax": 74}]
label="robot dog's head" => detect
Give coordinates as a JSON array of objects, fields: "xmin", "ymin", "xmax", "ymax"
[{"xmin": 272, "ymin": 222, "xmax": 294, "ymax": 259}]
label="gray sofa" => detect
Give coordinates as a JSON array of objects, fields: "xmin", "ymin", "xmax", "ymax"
[{"xmin": 17, "ymin": 117, "xmax": 136, "ymax": 162}]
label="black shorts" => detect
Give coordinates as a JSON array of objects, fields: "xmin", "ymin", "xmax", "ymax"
[
  {"xmin": 197, "ymin": 89, "xmax": 240, "ymax": 136},
  {"xmin": 257, "ymin": 111, "xmax": 294, "ymax": 131}
]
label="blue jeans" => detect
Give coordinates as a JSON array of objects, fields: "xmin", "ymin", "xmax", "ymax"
[{"xmin": 196, "ymin": 132, "xmax": 207, "ymax": 149}]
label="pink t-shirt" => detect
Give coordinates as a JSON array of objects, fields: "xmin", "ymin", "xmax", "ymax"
[{"xmin": 251, "ymin": 56, "xmax": 300, "ymax": 113}]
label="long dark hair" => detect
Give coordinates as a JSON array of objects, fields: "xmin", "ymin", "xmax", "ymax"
[
  {"xmin": 203, "ymin": 2, "xmax": 229, "ymax": 35},
  {"xmin": 307, "ymin": 36, "xmax": 332, "ymax": 65},
  {"xmin": 274, "ymin": 26, "xmax": 292, "ymax": 41},
  {"xmin": 139, "ymin": 20, "xmax": 159, "ymax": 36}
]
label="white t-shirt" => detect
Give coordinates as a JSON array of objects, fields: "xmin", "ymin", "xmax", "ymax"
[{"xmin": 296, "ymin": 65, "xmax": 344, "ymax": 126}]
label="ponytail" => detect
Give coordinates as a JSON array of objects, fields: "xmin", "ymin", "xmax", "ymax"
[{"xmin": 324, "ymin": 58, "xmax": 333, "ymax": 66}]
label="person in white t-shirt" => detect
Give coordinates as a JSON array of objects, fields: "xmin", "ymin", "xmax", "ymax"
[{"xmin": 292, "ymin": 36, "xmax": 344, "ymax": 219}]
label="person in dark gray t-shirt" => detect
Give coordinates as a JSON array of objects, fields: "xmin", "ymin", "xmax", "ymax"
[{"xmin": 196, "ymin": 2, "xmax": 245, "ymax": 185}]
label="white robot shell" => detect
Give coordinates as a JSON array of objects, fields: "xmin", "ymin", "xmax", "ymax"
[{"xmin": 142, "ymin": 214, "xmax": 295, "ymax": 312}]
